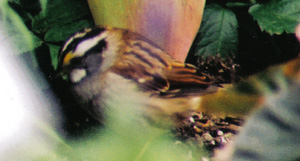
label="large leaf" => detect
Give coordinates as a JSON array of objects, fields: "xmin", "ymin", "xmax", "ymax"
[
  {"xmin": 0, "ymin": 1, "xmax": 42, "ymax": 54},
  {"xmin": 32, "ymin": 0, "xmax": 92, "ymax": 34},
  {"xmin": 44, "ymin": 19, "xmax": 93, "ymax": 42},
  {"xmin": 228, "ymin": 78, "xmax": 300, "ymax": 160},
  {"xmin": 249, "ymin": 0, "xmax": 300, "ymax": 35},
  {"xmin": 200, "ymin": 57, "xmax": 300, "ymax": 118},
  {"xmin": 67, "ymin": 127, "xmax": 205, "ymax": 161},
  {"xmin": 7, "ymin": 27, "xmax": 43, "ymax": 54},
  {"xmin": 195, "ymin": 4, "xmax": 238, "ymax": 57}
]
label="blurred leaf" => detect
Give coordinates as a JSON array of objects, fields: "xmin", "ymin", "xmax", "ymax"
[
  {"xmin": 195, "ymin": 4, "xmax": 238, "ymax": 57},
  {"xmin": 32, "ymin": 0, "xmax": 92, "ymax": 34},
  {"xmin": 0, "ymin": 111, "xmax": 70, "ymax": 161},
  {"xmin": 230, "ymin": 80, "xmax": 300, "ymax": 160},
  {"xmin": 234, "ymin": 80, "xmax": 262, "ymax": 95},
  {"xmin": 200, "ymin": 57, "xmax": 299, "ymax": 118},
  {"xmin": 200, "ymin": 87, "xmax": 262, "ymax": 118},
  {"xmin": 249, "ymin": 0, "xmax": 300, "ymax": 35},
  {"xmin": 8, "ymin": 28, "xmax": 43, "ymax": 54},
  {"xmin": 67, "ymin": 122, "xmax": 204, "ymax": 161},
  {"xmin": 59, "ymin": 98, "xmax": 207, "ymax": 160},
  {"xmin": 63, "ymin": 90, "xmax": 206, "ymax": 161},
  {"xmin": 0, "ymin": 1, "xmax": 42, "ymax": 54},
  {"xmin": 40, "ymin": 0, "xmax": 47, "ymax": 16}
]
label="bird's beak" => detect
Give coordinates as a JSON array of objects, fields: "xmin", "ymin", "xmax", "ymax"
[
  {"xmin": 54, "ymin": 64, "xmax": 70, "ymax": 81},
  {"xmin": 54, "ymin": 51, "xmax": 74, "ymax": 80}
]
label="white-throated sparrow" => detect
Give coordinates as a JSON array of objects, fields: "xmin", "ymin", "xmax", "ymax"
[{"xmin": 57, "ymin": 27, "xmax": 219, "ymax": 125}]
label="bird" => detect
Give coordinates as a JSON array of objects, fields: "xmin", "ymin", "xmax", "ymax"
[{"xmin": 57, "ymin": 27, "xmax": 220, "ymax": 126}]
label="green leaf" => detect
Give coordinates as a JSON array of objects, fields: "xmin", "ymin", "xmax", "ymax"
[
  {"xmin": 0, "ymin": 2, "xmax": 42, "ymax": 54},
  {"xmin": 40, "ymin": 0, "xmax": 47, "ymax": 16},
  {"xmin": 63, "ymin": 92, "xmax": 207, "ymax": 160},
  {"xmin": 9, "ymin": 29, "xmax": 43, "ymax": 54},
  {"xmin": 249, "ymin": 0, "xmax": 300, "ymax": 35},
  {"xmin": 195, "ymin": 4, "xmax": 238, "ymax": 57},
  {"xmin": 45, "ymin": 19, "xmax": 93, "ymax": 42},
  {"xmin": 69, "ymin": 101, "xmax": 207, "ymax": 160},
  {"xmin": 71, "ymin": 130, "xmax": 190, "ymax": 160},
  {"xmin": 32, "ymin": 0, "xmax": 92, "ymax": 34},
  {"xmin": 48, "ymin": 44, "xmax": 60, "ymax": 70}
]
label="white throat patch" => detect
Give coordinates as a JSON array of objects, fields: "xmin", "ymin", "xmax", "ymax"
[{"xmin": 70, "ymin": 69, "xmax": 87, "ymax": 83}]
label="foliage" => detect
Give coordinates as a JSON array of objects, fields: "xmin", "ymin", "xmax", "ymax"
[
  {"xmin": 0, "ymin": 0, "xmax": 42, "ymax": 54},
  {"xmin": 249, "ymin": 0, "xmax": 300, "ymax": 35},
  {"xmin": 1, "ymin": 0, "xmax": 300, "ymax": 160},
  {"xmin": 3, "ymin": 112, "xmax": 205, "ymax": 161},
  {"xmin": 3, "ymin": 0, "xmax": 300, "ymax": 73},
  {"xmin": 194, "ymin": 4, "xmax": 238, "ymax": 57},
  {"xmin": 1, "ymin": 0, "xmax": 94, "ymax": 70},
  {"xmin": 190, "ymin": 0, "xmax": 300, "ymax": 75}
]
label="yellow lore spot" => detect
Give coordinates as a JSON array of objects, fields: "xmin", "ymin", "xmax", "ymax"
[{"xmin": 63, "ymin": 52, "xmax": 75, "ymax": 66}]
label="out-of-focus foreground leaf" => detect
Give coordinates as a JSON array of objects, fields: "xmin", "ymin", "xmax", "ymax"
[
  {"xmin": 67, "ymin": 88, "xmax": 207, "ymax": 161},
  {"xmin": 66, "ymin": 124, "xmax": 205, "ymax": 161},
  {"xmin": 249, "ymin": 0, "xmax": 300, "ymax": 35},
  {"xmin": 2, "ymin": 102, "xmax": 206, "ymax": 161},
  {"xmin": 200, "ymin": 57, "xmax": 300, "ymax": 118},
  {"xmin": 0, "ymin": 1, "xmax": 42, "ymax": 54},
  {"xmin": 1, "ymin": 0, "xmax": 93, "ymax": 69},
  {"xmin": 225, "ymin": 58, "xmax": 300, "ymax": 160}
]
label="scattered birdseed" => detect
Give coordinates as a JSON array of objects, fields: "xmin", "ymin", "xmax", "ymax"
[{"xmin": 173, "ymin": 112, "xmax": 244, "ymax": 157}]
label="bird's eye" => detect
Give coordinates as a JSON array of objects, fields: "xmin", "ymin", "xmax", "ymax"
[{"xmin": 71, "ymin": 57, "xmax": 84, "ymax": 66}]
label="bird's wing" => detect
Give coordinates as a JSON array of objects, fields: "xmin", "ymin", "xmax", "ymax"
[
  {"xmin": 159, "ymin": 62, "xmax": 218, "ymax": 97},
  {"xmin": 110, "ymin": 31, "xmax": 219, "ymax": 97},
  {"xmin": 111, "ymin": 55, "xmax": 218, "ymax": 97}
]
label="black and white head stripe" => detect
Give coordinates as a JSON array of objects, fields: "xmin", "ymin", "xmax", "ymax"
[{"xmin": 59, "ymin": 28, "xmax": 106, "ymax": 64}]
